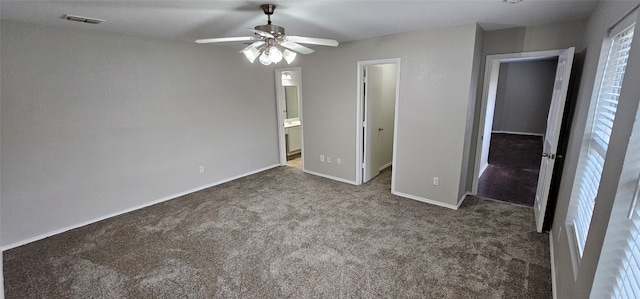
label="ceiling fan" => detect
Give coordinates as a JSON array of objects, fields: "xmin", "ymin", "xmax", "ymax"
[{"xmin": 196, "ymin": 4, "xmax": 339, "ymax": 65}]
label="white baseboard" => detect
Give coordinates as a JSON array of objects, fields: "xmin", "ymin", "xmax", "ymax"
[
  {"xmin": 379, "ymin": 162, "xmax": 392, "ymax": 171},
  {"xmin": 458, "ymin": 191, "xmax": 471, "ymax": 208},
  {"xmin": 303, "ymin": 169, "xmax": 358, "ymax": 185},
  {"xmin": 549, "ymin": 232, "xmax": 558, "ymax": 299},
  {"xmin": 479, "ymin": 162, "xmax": 489, "ymax": 177},
  {"xmin": 1, "ymin": 164, "xmax": 280, "ymax": 251},
  {"xmin": 491, "ymin": 130, "xmax": 544, "ymax": 137},
  {"xmin": 391, "ymin": 190, "xmax": 460, "ymax": 210},
  {"xmin": 286, "ymin": 150, "xmax": 301, "ymax": 156}
]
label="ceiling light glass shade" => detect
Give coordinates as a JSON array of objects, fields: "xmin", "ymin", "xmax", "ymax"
[
  {"xmin": 283, "ymin": 49, "xmax": 297, "ymax": 64},
  {"xmin": 269, "ymin": 47, "xmax": 283, "ymax": 63},
  {"xmin": 259, "ymin": 51, "xmax": 271, "ymax": 65},
  {"xmin": 242, "ymin": 47, "xmax": 260, "ymax": 63}
]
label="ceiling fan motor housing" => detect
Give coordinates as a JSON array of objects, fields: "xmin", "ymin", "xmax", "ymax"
[{"xmin": 255, "ymin": 24, "xmax": 285, "ymax": 37}]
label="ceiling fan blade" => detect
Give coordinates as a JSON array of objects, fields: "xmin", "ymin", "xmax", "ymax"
[
  {"xmin": 196, "ymin": 36, "xmax": 256, "ymax": 44},
  {"xmin": 239, "ymin": 41, "xmax": 265, "ymax": 53},
  {"xmin": 280, "ymin": 41, "xmax": 314, "ymax": 55},
  {"xmin": 247, "ymin": 29, "xmax": 274, "ymax": 39},
  {"xmin": 286, "ymin": 36, "xmax": 339, "ymax": 47}
]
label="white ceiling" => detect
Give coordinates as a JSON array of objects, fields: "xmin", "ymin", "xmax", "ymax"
[{"xmin": 1, "ymin": 0, "xmax": 598, "ymax": 46}]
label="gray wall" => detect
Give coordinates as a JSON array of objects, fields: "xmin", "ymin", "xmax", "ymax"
[
  {"xmin": 466, "ymin": 19, "xmax": 587, "ymax": 199},
  {"xmin": 460, "ymin": 25, "xmax": 485, "ymax": 198},
  {"xmin": 301, "ymin": 24, "xmax": 480, "ymax": 207},
  {"xmin": 550, "ymin": 1, "xmax": 640, "ymax": 298},
  {"xmin": 0, "ymin": 12, "xmax": 4, "ymax": 299},
  {"xmin": 0, "ymin": 21, "xmax": 280, "ymax": 247},
  {"xmin": 378, "ymin": 64, "xmax": 396, "ymax": 170},
  {"xmin": 492, "ymin": 59, "xmax": 558, "ymax": 135},
  {"xmin": 483, "ymin": 19, "xmax": 587, "ymax": 56}
]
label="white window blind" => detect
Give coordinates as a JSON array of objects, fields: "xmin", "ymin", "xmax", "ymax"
[
  {"xmin": 590, "ymin": 61, "xmax": 640, "ymax": 299},
  {"xmin": 612, "ymin": 171, "xmax": 640, "ymax": 298},
  {"xmin": 572, "ymin": 23, "xmax": 635, "ymax": 257}
]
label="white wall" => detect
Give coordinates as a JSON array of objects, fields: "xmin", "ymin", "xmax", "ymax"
[
  {"xmin": 549, "ymin": 1, "xmax": 640, "ymax": 297},
  {"xmin": 492, "ymin": 59, "xmax": 557, "ymax": 135},
  {"xmin": 301, "ymin": 24, "xmax": 481, "ymax": 207},
  {"xmin": 0, "ymin": 21, "xmax": 280, "ymax": 248}
]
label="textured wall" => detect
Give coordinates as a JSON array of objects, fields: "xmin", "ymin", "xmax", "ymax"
[
  {"xmin": 492, "ymin": 59, "xmax": 558, "ymax": 135},
  {"xmin": 1, "ymin": 21, "xmax": 279, "ymax": 247},
  {"xmin": 301, "ymin": 24, "xmax": 479, "ymax": 207},
  {"xmin": 468, "ymin": 20, "xmax": 586, "ymax": 202}
]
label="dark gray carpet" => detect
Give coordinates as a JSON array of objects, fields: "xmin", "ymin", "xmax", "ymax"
[
  {"xmin": 478, "ymin": 133, "xmax": 544, "ymax": 207},
  {"xmin": 4, "ymin": 167, "xmax": 551, "ymax": 298}
]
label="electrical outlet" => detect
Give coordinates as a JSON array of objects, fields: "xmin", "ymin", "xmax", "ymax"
[
  {"xmin": 320, "ymin": 155, "xmax": 325, "ymax": 163},
  {"xmin": 199, "ymin": 166, "xmax": 205, "ymax": 173},
  {"xmin": 337, "ymin": 158, "xmax": 341, "ymax": 165},
  {"xmin": 327, "ymin": 156, "xmax": 332, "ymax": 164},
  {"xmin": 433, "ymin": 177, "xmax": 439, "ymax": 186}
]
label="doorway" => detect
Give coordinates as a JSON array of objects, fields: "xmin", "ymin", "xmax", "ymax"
[
  {"xmin": 356, "ymin": 59, "xmax": 400, "ymax": 185},
  {"xmin": 275, "ymin": 68, "xmax": 303, "ymax": 169},
  {"xmin": 473, "ymin": 48, "xmax": 575, "ymax": 232},
  {"xmin": 477, "ymin": 58, "xmax": 559, "ymax": 206}
]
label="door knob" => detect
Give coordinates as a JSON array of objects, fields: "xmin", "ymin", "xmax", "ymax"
[
  {"xmin": 542, "ymin": 153, "xmax": 556, "ymax": 159},
  {"xmin": 378, "ymin": 127, "xmax": 384, "ymax": 132}
]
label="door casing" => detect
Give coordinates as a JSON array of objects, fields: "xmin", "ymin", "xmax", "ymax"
[
  {"xmin": 275, "ymin": 67, "xmax": 303, "ymax": 167},
  {"xmin": 472, "ymin": 48, "xmax": 575, "ymax": 232},
  {"xmin": 356, "ymin": 58, "xmax": 401, "ymax": 185}
]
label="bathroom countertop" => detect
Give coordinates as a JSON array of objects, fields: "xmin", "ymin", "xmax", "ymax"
[{"xmin": 284, "ymin": 120, "xmax": 301, "ymax": 128}]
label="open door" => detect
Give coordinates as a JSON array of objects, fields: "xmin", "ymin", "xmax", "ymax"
[
  {"xmin": 363, "ymin": 66, "xmax": 380, "ymax": 183},
  {"xmin": 534, "ymin": 47, "xmax": 575, "ymax": 232}
]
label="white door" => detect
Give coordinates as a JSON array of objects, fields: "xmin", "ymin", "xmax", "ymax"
[
  {"xmin": 534, "ymin": 47, "xmax": 575, "ymax": 232},
  {"xmin": 363, "ymin": 66, "xmax": 381, "ymax": 183}
]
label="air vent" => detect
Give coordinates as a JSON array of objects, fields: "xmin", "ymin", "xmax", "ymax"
[{"xmin": 64, "ymin": 14, "xmax": 105, "ymax": 24}]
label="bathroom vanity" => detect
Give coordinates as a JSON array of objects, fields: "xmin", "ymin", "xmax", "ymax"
[{"xmin": 284, "ymin": 119, "xmax": 301, "ymax": 156}]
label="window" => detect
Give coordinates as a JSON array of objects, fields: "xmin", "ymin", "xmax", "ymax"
[
  {"xmin": 570, "ymin": 23, "xmax": 635, "ymax": 257},
  {"xmin": 611, "ymin": 171, "xmax": 640, "ymax": 297},
  {"xmin": 590, "ymin": 61, "xmax": 640, "ymax": 298}
]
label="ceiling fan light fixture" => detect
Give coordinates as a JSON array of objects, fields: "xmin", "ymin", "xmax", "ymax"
[
  {"xmin": 259, "ymin": 51, "xmax": 272, "ymax": 65},
  {"xmin": 283, "ymin": 49, "xmax": 297, "ymax": 64},
  {"xmin": 269, "ymin": 47, "xmax": 283, "ymax": 63},
  {"xmin": 196, "ymin": 4, "xmax": 338, "ymax": 66},
  {"xmin": 243, "ymin": 47, "xmax": 261, "ymax": 63}
]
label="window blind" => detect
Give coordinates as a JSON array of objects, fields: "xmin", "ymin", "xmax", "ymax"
[
  {"xmin": 612, "ymin": 171, "xmax": 640, "ymax": 298},
  {"xmin": 572, "ymin": 23, "xmax": 635, "ymax": 257},
  {"xmin": 590, "ymin": 63, "xmax": 640, "ymax": 298}
]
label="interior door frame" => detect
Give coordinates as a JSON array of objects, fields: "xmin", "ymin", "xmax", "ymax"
[
  {"xmin": 355, "ymin": 58, "xmax": 401, "ymax": 185},
  {"xmin": 472, "ymin": 49, "xmax": 568, "ymax": 194},
  {"xmin": 275, "ymin": 67, "xmax": 303, "ymax": 167}
]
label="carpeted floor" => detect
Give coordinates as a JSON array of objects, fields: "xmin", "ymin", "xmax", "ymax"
[
  {"xmin": 4, "ymin": 166, "xmax": 551, "ymax": 298},
  {"xmin": 478, "ymin": 133, "xmax": 543, "ymax": 207}
]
